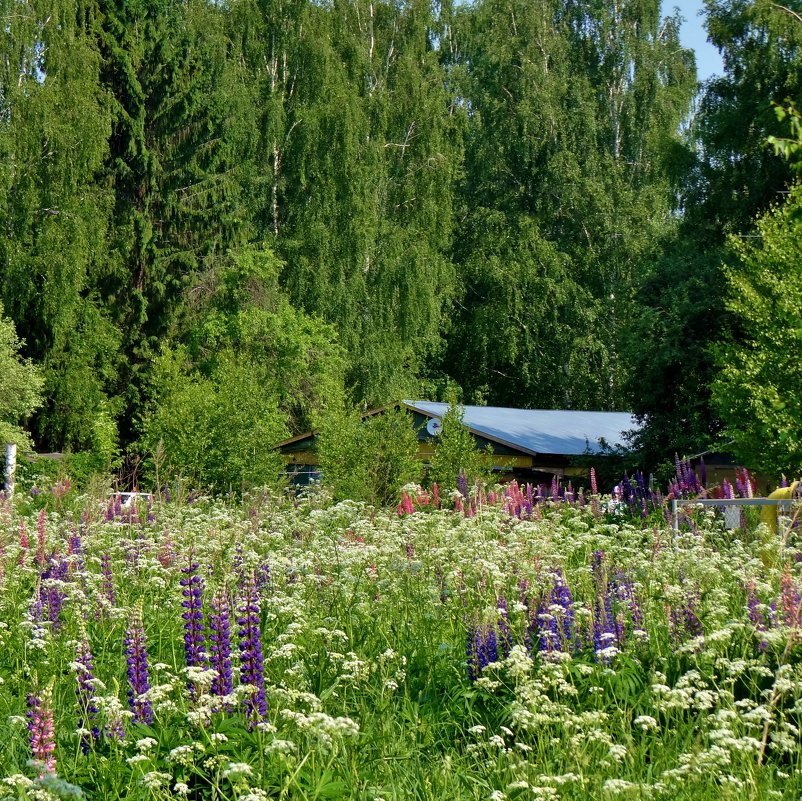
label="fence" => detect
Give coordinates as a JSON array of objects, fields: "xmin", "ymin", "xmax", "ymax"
[{"xmin": 670, "ymin": 496, "xmax": 795, "ymax": 531}]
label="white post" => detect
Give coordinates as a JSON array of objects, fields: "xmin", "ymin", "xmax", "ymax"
[{"xmin": 4, "ymin": 443, "xmax": 16, "ymax": 499}]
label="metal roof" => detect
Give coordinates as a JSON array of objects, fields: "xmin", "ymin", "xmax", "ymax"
[{"xmin": 403, "ymin": 401, "xmax": 638, "ymax": 456}]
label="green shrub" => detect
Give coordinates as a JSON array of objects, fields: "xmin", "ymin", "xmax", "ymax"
[
  {"xmin": 316, "ymin": 406, "xmax": 422, "ymax": 505},
  {"xmin": 427, "ymin": 403, "xmax": 494, "ymax": 491}
]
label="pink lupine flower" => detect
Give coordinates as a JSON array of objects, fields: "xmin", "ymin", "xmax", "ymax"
[
  {"xmin": 27, "ymin": 681, "xmax": 56, "ymax": 776},
  {"xmin": 36, "ymin": 509, "xmax": 47, "ymax": 567}
]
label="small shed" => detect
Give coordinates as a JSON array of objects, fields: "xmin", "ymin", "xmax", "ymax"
[{"xmin": 276, "ymin": 401, "xmax": 639, "ymax": 484}]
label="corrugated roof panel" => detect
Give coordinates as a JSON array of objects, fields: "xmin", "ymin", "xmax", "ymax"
[{"xmin": 403, "ymin": 401, "xmax": 638, "ymax": 456}]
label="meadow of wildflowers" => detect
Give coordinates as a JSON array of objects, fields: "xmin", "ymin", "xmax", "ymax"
[{"xmin": 0, "ymin": 473, "xmax": 801, "ymax": 800}]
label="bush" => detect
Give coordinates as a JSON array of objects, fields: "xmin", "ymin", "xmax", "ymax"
[
  {"xmin": 0, "ymin": 302, "xmax": 43, "ymax": 449},
  {"xmin": 427, "ymin": 404, "xmax": 494, "ymax": 491},
  {"xmin": 316, "ymin": 406, "xmax": 422, "ymax": 505},
  {"xmin": 140, "ymin": 348, "xmax": 287, "ymax": 493}
]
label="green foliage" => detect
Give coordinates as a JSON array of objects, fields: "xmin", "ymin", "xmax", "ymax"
[
  {"xmin": 444, "ymin": 215, "xmax": 610, "ymax": 409},
  {"xmin": 142, "ymin": 346, "xmax": 287, "ymax": 493},
  {"xmin": 0, "ymin": 0, "xmax": 116, "ymax": 452},
  {"xmin": 427, "ymin": 404, "xmax": 493, "ymax": 491},
  {"xmin": 0, "ymin": 0, "xmax": 792, "ymax": 485},
  {"xmin": 62, "ymin": 401, "xmax": 123, "ymax": 488},
  {"xmin": 697, "ymin": 0, "xmax": 802, "ymax": 228},
  {"xmin": 181, "ymin": 248, "xmax": 346, "ymax": 433},
  {"xmin": 141, "ymin": 247, "xmax": 344, "ymax": 493},
  {"xmin": 623, "ymin": 235, "xmax": 726, "ymax": 467},
  {"xmin": 442, "ymin": 0, "xmax": 696, "ymax": 411},
  {"xmin": 769, "ymin": 100, "xmax": 802, "ymax": 172},
  {"xmin": 316, "ymin": 406, "xmax": 422, "ymax": 505},
  {"xmin": 624, "ymin": 0, "xmax": 802, "ymax": 469},
  {"xmin": 712, "ymin": 183, "xmax": 802, "ymax": 476},
  {"xmin": 0, "ymin": 304, "xmax": 43, "ymax": 449}
]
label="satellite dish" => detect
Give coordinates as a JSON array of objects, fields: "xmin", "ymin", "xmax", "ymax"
[{"xmin": 426, "ymin": 417, "xmax": 443, "ymax": 436}]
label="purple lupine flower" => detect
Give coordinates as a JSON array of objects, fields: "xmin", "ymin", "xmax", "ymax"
[
  {"xmin": 27, "ymin": 682, "xmax": 56, "ymax": 775},
  {"xmin": 256, "ymin": 563, "xmax": 272, "ymax": 595},
  {"xmin": 590, "ymin": 467, "xmax": 598, "ymax": 496},
  {"xmin": 233, "ymin": 542, "xmax": 244, "ymax": 585},
  {"xmin": 538, "ymin": 597, "xmax": 561, "ymax": 656},
  {"xmin": 124, "ymin": 605, "xmax": 153, "ymax": 724},
  {"xmin": 593, "ymin": 594, "xmax": 617, "ymax": 660},
  {"xmin": 100, "ymin": 553, "xmax": 115, "ymax": 607},
  {"xmin": 74, "ymin": 634, "xmax": 100, "ymax": 751},
  {"xmin": 104, "ymin": 709, "xmax": 125, "ymax": 743},
  {"xmin": 467, "ymin": 620, "xmax": 503, "ymax": 679},
  {"xmin": 457, "ymin": 470, "xmax": 469, "ymax": 500},
  {"xmin": 668, "ymin": 580, "xmax": 703, "ymax": 645},
  {"xmin": 68, "ymin": 528, "xmax": 83, "ymax": 571},
  {"xmin": 746, "ymin": 582, "xmax": 769, "ymax": 651},
  {"xmin": 29, "ymin": 579, "xmax": 44, "ymax": 623},
  {"xmin": 237, "ymin": 573, "xmax": 266, "ymax": 726},
  {"xmin": 44, "ymin": 557, "xmax": 69, "ymax": 631},
  {"xmin": 552, "ymin": 570, "xmax": 577, "ymax": 648},
  {"xmin": 619, "ymin": 574, "xmax": 644, "ymax": 631},
  {"xmin": 683, "ymin": 594, "xmax": 703, "ymax": 638},
  {"xmin": 180, "ymin": 554, "xmax": 207, "ymax": 672},
  {"xmin": 478, "ymin": 624, "xmax": 498, "ymax": 671},
  {"xmin": 209, "ymin": 587, "xmax": 234, "ymax": 703},
  {"xmin": 591, "ymin": 550, "xmax": 605, "ymax": 588},
  {"xmin": 591, "ymin": 553, "xmax": 617, "ymax": 661}
]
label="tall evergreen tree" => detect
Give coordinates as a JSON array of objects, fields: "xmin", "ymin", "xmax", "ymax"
[{"xmin": 95, "ymin": 0, "xmax": 253, "ymax": 438}]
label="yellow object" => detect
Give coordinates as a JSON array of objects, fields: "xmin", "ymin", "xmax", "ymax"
[{"xmin": 760, "ymin": 482, "xmax": 799, "ymax": 533}]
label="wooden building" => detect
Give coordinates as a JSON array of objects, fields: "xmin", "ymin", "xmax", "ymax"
[{"xmin": 276, "ymin": 401, "xmax": 639, "ymax": 485}]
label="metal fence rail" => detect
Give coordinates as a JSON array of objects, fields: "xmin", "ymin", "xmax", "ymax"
[{"xmin": 670, "ymin": 497, "xmax": 795, "ymax": 531}]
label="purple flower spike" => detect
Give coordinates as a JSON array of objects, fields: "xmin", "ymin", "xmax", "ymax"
[
  {"xmin": 237, "ymin": 573, "xmax": 266, "ymax": 726},
  {"xmin": 467, "ymin": 618, "xmax": 505, "ymax": 680},
  {"xmin": 180, "ymin": 554, "xmax": 207, "ymax": 672},
  {"xmin": 44, "ymin": 557, "xmax": 69, "ymax": 631},
  {"xmin": 210, "ymin": 587, "xmax": 234, "ymax": 703},
  {"xmin": 125, "ymin": 605, "xmax": 153, "ymax": 724},
  {"xmin": 75, "ymin": 634, "xmax": 100, "ymax": 750},
  {"xmin": 457, "ymin": 470, "xmax": 469, "ymax": 500}
]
